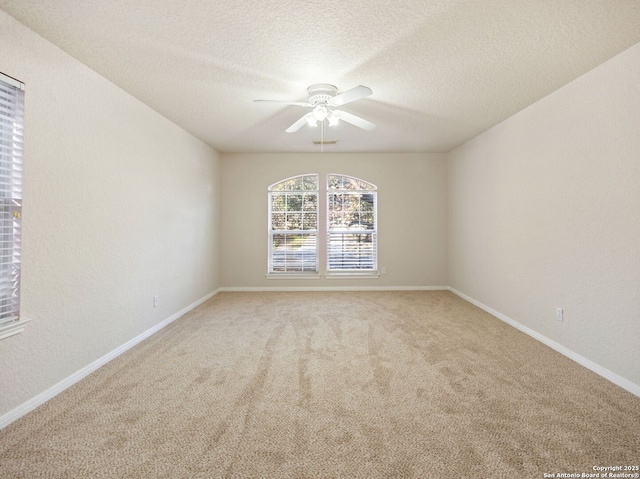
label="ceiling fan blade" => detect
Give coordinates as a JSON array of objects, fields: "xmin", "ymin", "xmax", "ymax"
[
  {"xmin": 328, "ymin": 85, "xmax": 373, "ymax": 106},
  {"xmin": 286, "ymin": 112, "xmax": 314, "ymax": 133},
  {"xmin": 254, "ymin": 99, "xmax": 311, "ymax": 107},
  {"xmin": 334, "ymin": 110, "xmax": 376, "ymax": 131}
]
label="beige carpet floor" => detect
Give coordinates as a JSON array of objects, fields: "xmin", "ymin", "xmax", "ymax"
[{"xmin": 1, "ymin": 291, "xmax": 639, "ymax": 478}]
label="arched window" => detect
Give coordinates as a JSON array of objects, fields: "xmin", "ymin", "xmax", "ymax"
[
  {"xmin": 267, "ymin": 173, "xmax": 377, "ymax": 276},
  {"xmin": 327, "ymin": 175, "xmax": 377, "ymax": 272},
  {"xmin": 268, "ymin": 174, "xmax": 318, "ymax": 274}
]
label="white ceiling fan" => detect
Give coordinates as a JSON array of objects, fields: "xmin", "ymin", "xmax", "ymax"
[{"xmin": 255, "ymin": 84, "xmax": 376, "ymax": 133}]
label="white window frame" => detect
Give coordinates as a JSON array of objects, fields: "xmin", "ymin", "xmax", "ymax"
[
  {"xmin": 267, "ymin": 174, "xmax": 319, "ymax": 277},
  {"xmin": 326, "ymin": 174, "xmax": 377, "ymax": 276},
  {"xmin": 0, "ymin": 72, "xmax": 29, "ymax": 340}
]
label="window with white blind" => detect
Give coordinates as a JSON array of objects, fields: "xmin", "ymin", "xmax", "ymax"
[
  {"xmin": 268, "ymin": 174, "xmax": 319, "ymax": 274},
  {"xmin": 327, "ymin": 175, "xmax": 377, "ymax": 273},
  {"xmin": 0, "ymin": 72, "xmax": 26, "ymax": 340}
]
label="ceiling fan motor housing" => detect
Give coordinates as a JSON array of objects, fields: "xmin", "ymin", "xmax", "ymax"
[{"xmin": 307, "ymin": 83, "xmax": 338, "ymax": 105}]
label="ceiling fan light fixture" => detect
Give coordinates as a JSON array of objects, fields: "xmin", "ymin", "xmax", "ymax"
[
  {"xmin": 313, "ymin": 105, "xmax": 328, "ymax": 122},
  {"xmin": 328, "ymin": 111, "xmax": 340, "ymax": 127},
  {"xmin": 306, "ymin": 115, "xmax": 318, "ymax": 127}
]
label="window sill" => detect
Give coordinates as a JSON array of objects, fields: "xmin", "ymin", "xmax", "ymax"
[
  {"xmin": 266, "ymin": 274, "xmax": 321, "ymax": 280},
  {"xmin": 0, "ymin": 318, "xmax": 31, "ymax": 341},
  {"xmin": 325, "ymin": 272, "xmax": 379, "ymax": 279}
]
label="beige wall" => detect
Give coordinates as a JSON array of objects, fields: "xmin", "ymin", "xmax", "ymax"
[
  {"xmin": 448, "ymin": 43, "xmax": 640, "ymax": 387},
  {"xmin": 0, "ymin": 11, "xmax": 221, "ymax": 417},
  {"xmin": 220, "ymin": 153, "xmax": 448, "ymax": 289},
  {"xmin": 2, "ymin": 5, "xmax": 638, "ymax": 424}
]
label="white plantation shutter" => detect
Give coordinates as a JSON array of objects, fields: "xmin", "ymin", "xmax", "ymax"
[{"xmin": 0, "ymin": 73, "xmax": 24, "ymax": 328}]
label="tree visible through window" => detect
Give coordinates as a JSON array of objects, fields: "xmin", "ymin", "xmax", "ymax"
[
  {"xmin": 268, "ymin": 174, "xmax": 318, "ymax": 273},
  {"xmin": 327, "ymin": 175, "xmax": 377, "ymax": 272},
  {"xmin": 267, "ymin": 174, "xmax": 377, "ymax": 276}
]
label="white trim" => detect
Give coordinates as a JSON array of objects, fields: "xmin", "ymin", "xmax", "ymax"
[
  {"xmin": 0, "ymin": 318, "xmax": 31, "ymax": 341},
  {"xmin": 0, "ymin": 72, "xmax": 24, "ymax": 90},
  {"xmin": 0, "ymin": 289, "xmax": 220, "ymax": 430},
  {"xmin": 325, "ymin": 273, "xmax": 380, "ymax": 279},
  {"xmin": 220, "ymin": 286, "xmax": 448, "ymax": 292},
  {"xmin": 266, "ymin": 274, "xmax": 320, "ymax": 280},
  {"xmin": 448, "ymin": 287, "xmax": 640, "ymax": 398}
]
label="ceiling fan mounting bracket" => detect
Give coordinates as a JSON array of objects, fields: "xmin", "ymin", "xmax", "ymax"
[{"xmin": 307, "ymin": 83, "xmax": 338, "ymax": 106}]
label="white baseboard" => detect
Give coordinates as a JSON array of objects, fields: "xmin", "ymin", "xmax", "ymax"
[
  {"xmin": 4, "ymin": 286, "xmax": 636, "ymax": 431},
  {"xmin": 448, "ymin": 287, "xmax": 640, "ymax": 398},
  {"xmin": 0, "ymin": 289, "xmax": 220, "ymax": 430},
  {"xmin": 219, "ymin": 286, "xmax": 450, "ymax": 292}
]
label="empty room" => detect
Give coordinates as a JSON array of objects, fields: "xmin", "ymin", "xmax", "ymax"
[{"xmin": 1, "ymin": 1, "xmax": 639, "ymax": 478}]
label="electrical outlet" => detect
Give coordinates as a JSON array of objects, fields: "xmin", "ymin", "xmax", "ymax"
[
  {"xmin": 153, "ymin": 295, "xmax": 159, "ymax": 308},
  {"xmin": 555, "ymin": 307, "xmax": 563, "ymax": 322}
]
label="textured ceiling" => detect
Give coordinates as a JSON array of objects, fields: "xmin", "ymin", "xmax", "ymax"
[{"xmin": 1, "ymin": 0, "xmax": 640, "ymax": 153}]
